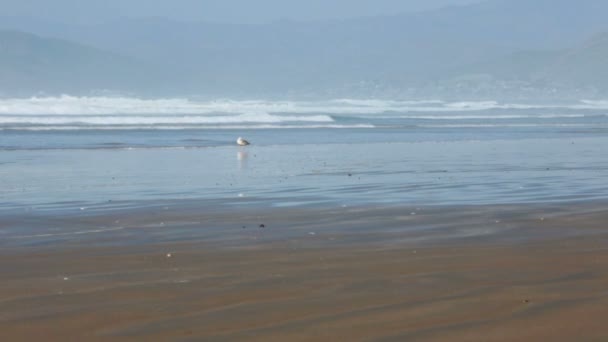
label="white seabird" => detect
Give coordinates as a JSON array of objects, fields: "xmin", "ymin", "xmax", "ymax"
[{"xmin": 237, "ymin": 137, "xmax": 250, "ymax": 146}]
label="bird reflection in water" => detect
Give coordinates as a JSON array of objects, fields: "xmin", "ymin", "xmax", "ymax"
[{"xmin": 237, "ymin": 151, "xmax": 249, "ymax": 170}]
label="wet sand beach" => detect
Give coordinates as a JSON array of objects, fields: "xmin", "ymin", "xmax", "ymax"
[{"xmin": 2, "ymin": 202, "xmax": 608, "ymax": 341}]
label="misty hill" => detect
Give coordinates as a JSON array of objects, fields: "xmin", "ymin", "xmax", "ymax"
[
  {"xmin": 442, "ymin": 32, "xmax": 608, "ymax": 98},
  {"xmin": 0, "ymin": 30, "xmax": 160, "ymax": 96},
  {"xmin": 2, "ymin": 0, "xmax": 608, "ymax": 97},
  {"xmin": 539, "ymin": 33, "xmax": 608, "ymax": 87}
]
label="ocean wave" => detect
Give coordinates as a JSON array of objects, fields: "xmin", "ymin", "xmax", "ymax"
[
  {"xmin": 365, "ymin": 114, "xmax": 594, "ymax": 120},
  {"xmin": 0, "ymin": 124, "xmax": 375, "ymax": 131},
  {"xmin": 2, "ymin": 96, "xmax": 608, "ymax": 116},
  {"xmin": 0, "ymin": 113, "xmax": 334, "ymax": 125},
  {"xmin": 0, "ymin": 97, "xmax": 524, "ymax": 115},
  {"xmin": 330, "ymin": 99, "xmax": 445, "ymax": 107},
  {"xmin": 1, "ymin": 96, "xmax": 607, "ymax": 132},
  {"xmin": 580, "ymin": 100, "xmax": 608, "ymax": 107},
  {"xmin": 418, "ymin": 123, "xmax": 603, "ymax": 128}
]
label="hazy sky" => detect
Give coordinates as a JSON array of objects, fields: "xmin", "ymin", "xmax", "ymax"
[{"xmin": 2, "ymin": 0, "xmax": 482, "ymax": 24}]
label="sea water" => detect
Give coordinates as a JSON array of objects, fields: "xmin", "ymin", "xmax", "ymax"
[{"xmin": 1, "ymin": 96, "xmax": 608, "ymax": 213}]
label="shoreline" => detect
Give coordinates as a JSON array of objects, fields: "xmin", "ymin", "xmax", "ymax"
[{"xmin": 3, "ymin": 199, "xmax": 608, "ymax": 250}]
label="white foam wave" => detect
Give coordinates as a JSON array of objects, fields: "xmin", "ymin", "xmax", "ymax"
[
  {"xmin": 0, "ymin": 113, "xmax": 334, "ymax": 125},
  {"xmin": 0, "ymin": 98, "xmax": 502, "ymax": 115},
  {"xmin": 368, "ymin": 114, "xmax": 594, "ymax": 120},
  {"xmin": 0, "ymin": 124, "xmax": 375, "ymax": 131},
  {"xmin": 580, "ymin": 100, "xmax": 608, "ymax": 107},
  {"xmin": 444, "ymin": 101, "xmax": 500, "ymax": 110},
  {"xmin": 1, "ymin": 96, "xmax": 607, "ymax": 131},
  {"xmin": 330, "ymin": 99, "xmax": 444, "ymax": 107},
  {"xmin": 418, "ymin": 123, "xmax": 601, "ymax": 128}
]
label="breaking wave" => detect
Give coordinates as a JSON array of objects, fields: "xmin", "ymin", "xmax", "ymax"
[
  {"xmin": 1, "ymin": 124, "xmax": 375, "ymax": 131},
  {"xmin": 0, "ymin": 114, "xmax": 334, "ymax": 125},
  {"xmin": 0, "ymin": 95, "xmax": 607, "ymax": 130}
]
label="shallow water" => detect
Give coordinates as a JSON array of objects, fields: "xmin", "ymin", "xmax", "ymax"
[
  {"xmin": 1, "ymin": 97, "xmax": 608, "ymax": 213},
  {"xmin": 1, "ymin": 136, "xmax": 608, "ymax": 212}
]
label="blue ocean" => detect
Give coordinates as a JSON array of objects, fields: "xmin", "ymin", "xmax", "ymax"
[{"xmin": 1, "ymin": 96, "xmax": 608, "ymax": 213}]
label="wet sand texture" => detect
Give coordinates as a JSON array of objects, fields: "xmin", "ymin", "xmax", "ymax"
[{"xmin": 2, "ymin": 204, "xmax": 608, "ymax": 341}]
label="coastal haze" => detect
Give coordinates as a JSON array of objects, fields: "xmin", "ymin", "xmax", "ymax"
[
  {"xmin": 1, "ymin": 0, "xmax": 481, "ymax": 23},
  {"xmin": 2, "ymin": 0, "xmax": 608, "ymax": 97},
  {"xmin": 3, "ymin": 1, "xmax": 608, "ymax": 341}
]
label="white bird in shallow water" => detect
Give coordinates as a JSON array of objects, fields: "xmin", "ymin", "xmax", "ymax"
[{"xmin": 237, "ymin": 137, "xmax": 250, "ymax": 146}]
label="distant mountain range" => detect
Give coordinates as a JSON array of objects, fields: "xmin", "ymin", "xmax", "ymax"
[
  {"xmin": 1, "ymin": 0, "xmax": 608, "ymax": 98},
  {"xmin": 0, "ymin": 30, "xmax": 163, "ymax": 97},
  {"xmin": 437, "ymin": 32, "xmax": 608, "ymax": 99},
  {"xmin": 541, "ymin": 33, "xmax": 608, "ymax": 88}
]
